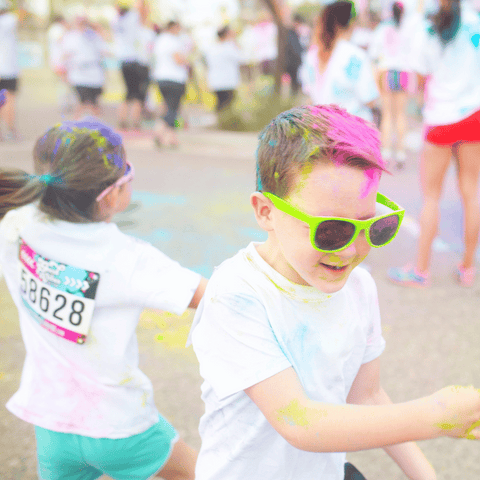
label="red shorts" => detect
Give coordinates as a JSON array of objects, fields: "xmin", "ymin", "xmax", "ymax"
[{"xmin": 425, "ymin": 109, "xmax": 480, "ymax": 146}]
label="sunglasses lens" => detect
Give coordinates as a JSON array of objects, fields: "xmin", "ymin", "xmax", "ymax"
[
  {"xmin": 369, "ymin": 215, "xmax": 399, "ymax": 246},
  {"xmin": 315, "ymin": 220, "xmax": 356, "ymax": 251}
]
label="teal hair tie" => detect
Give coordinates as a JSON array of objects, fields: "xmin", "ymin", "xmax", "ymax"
[{"xmin": 38, "ymin": 174, "xmax": 58, "ymax": 186}]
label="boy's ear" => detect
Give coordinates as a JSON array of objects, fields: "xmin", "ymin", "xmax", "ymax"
[{"xmin": 250, "ymin": 192, "xmax": 275, "ymax": 232}]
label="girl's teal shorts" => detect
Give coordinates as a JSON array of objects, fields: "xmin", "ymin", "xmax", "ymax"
[{"xmin": 35, "ymin": 414, "xmax": 178, "ymax": 480}]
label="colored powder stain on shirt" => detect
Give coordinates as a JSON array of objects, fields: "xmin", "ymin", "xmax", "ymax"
[
  {"xmin": 119, "ymin": 376, "xmax": 134, "ymax": 386},
  {"xmin": 345, "ymin": 56, "xmax": 361, "ymax": 80}
]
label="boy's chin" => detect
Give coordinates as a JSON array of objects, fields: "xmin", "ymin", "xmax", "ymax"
[{"xmin": 303, "ymin": 269, "xmax": 352, "ymax": 294}]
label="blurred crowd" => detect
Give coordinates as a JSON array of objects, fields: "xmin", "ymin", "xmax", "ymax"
[{"xmin": 0, "ymin": 0, "xmax": 479, "ymax": 154}]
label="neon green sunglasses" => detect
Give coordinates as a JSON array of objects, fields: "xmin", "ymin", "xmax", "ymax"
[{"xmin": 263, "ymin": 191, "xmax": 405, "ymax": 252}]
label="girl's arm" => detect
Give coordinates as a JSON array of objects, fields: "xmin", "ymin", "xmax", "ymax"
[
  {"xmin": 188, "ymin": 277, "xmax": 208, "ymax": 309},
  {"xmin": 347, "ymin": 358, "xmax": 436, "ymax": 480},
  {"xmin": 245, "ymin": 365, "xmax": 480, "ymax": 453}
]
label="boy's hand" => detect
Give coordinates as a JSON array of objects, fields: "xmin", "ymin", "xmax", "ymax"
[{"xmin": 429, "ymin": 385, "xmax": 480, "ymax": 439}]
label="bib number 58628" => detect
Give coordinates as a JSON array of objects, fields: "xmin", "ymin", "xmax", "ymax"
[{"xmin": 20, "ymin": 267, "xmax": 92, "ymax": 333}]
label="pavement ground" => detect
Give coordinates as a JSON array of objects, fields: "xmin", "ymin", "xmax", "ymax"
[{"xmin": 1, "ymin": 72, "xmax": 480, "ymax": 480}]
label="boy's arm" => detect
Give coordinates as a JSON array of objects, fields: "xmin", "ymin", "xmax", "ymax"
[
  {"xmin": 245, "ymin": 365, "xmax": 480, "ymax": 453},
  {"xmin": 346, "ymin": 358, "xmax": 436, "ymax": 480}
]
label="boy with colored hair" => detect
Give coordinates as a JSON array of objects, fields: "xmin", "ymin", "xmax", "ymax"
[{"xmin": 188, "ymin": 105, "xmax": 480, "ymax": 480}]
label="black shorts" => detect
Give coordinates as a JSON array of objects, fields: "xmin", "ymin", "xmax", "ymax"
[
  {"xmin": 121, "ymin": 61, "xmax": 150, "ymax": 102},
  {"xmin": 74, "ymin": 86, "xmax": 103, "ymax": 105},
  {"xmin": 0, "ymin": 78, "xmax": 18, "ymax": 92}
]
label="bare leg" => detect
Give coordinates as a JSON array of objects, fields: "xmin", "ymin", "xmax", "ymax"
[
  {"xmin": 117, "ymin": 100, "xmax": 129, "ymax": 127},
  {"xmin": 456, "ymin": 142, "xmax": 480, "ymax": 269},
  {"xmin": 73, "ymin": 103, "xmax": 88, "ymax": 120},
  {"xmin": 392, "ymin": 91, "xmax": 408, "ymax": 152},
  {"xmin": 1, "ymin": 90, "xmax": 17, "ymax": 134},
  {"xmin": 379, "ymin": 77, "xmax": 393, "ymax": 154},
  {"xmin": 416, "ymin": 142, "xmax": 452, "ymax": 272},
  {"xmin": 131, "ymin": 99, "xmax": 143, "ymax": 128},
  {"xmin": 154, "ymin": 439, "xmax": 197, "ymax": 480}
]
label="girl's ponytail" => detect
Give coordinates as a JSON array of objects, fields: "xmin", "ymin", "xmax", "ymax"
[
  {"xmin": 319, "ymin": 1, "xmax": 355, "ymax": 52},
  {"xmin": 1, "ymin": 118, "xmax": 127, "ymax": 224},
  {"xmin": 392, "ymin": 2, "xmax": 404, "ymax": 27},
  {"xmin": 0, "ymin": 170, "xmax": 50, "ymax": 221}
]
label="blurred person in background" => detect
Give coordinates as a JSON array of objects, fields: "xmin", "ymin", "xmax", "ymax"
[
  {"xmin": 151, "ymin": 20, "xmax": 190, "ymax": 148},
  {"xmin": 254, "ymin": 12, "xmax": 278, "ymax": 77},
  {"xmin": 369, "ymin": 2, "xmax": 412, "ymax": 169},
  {"xmin": 300, "ymin": 0, "xmax": 379, "ymax": 123},
  {"xmin": 111, "ymin": 0, "xmax": 148, "ymax": 131},
  {"xmin": 285, "ymin": 14, "xmax": 304, "ymax": 97},
  {"xmin": 47, "ymin": 15, "xmax": 77, "ymax": 115},
  {"xmin": 0, "ymin": 0, "xmax": 19, "ymax": 141},
  {"xmin": 61, "ymin": 14, "xmax": 110, "ymax": 119},
  {"xmin": 205, "ymin": 25, "xmax": 241, "ymax": 112},
  {"xmin": 237, "ymin": 18, "xmax": 257, "ymax": 90},
  {"xmin": 388, "ymin": 0, "xmax": 480, "ymax": 288}
]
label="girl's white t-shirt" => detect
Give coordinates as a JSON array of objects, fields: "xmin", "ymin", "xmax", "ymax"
[
  {"xmin": 0, "ymin": 205, "xmax": 201, "ymax": 438},
  {"xmin": 137, "ymin": 26, "xmax": 156, "ymax": 67},
  {"xmin": 111, "ymin": 8, "xmax": 141, "ymax": 62},
  {"xmin": 62, "ymin": 29, "xmax": 108, "ymax": 87},
  {"xmin": 300, "ymin": 40, "xmax": 379, "ymax": 122},
  {"xmin": 47, "ymin": 22, "xmax": 67, "ymax": 70},
  {"xmin": 253, "ymin": 21, "xmax": 278, "ymax": 62},
  {"xmin": 369, "ymin": 19, "xmax": 412, "ymax": 71},
  {"xmin": 409, "ymin": 19, "xmax": 480, "ymax": 125},
  {"xmin": 188, "ymin": 242, "xmax": 385, "ymax": 480},
  {"xmin": 205, "ymin": 40, "xmax": 242, "ymax": 91},
  {"xmin": 151, "ymin": 32, "xmax": 189, "ymax": 83},
  {"xmin": 0, "ymin": 12, "xmax": 19, "ymax": 78}
]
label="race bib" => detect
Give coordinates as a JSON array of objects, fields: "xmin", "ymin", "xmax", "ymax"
[{"xmin": 18, "ymin": 239, "xmax": 100, "ymax": 345}]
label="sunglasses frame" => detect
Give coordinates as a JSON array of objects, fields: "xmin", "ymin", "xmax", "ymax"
[
  {"xmin": 96, "ymin": 160, "xmax": 135, "ymax": 202},
  {"xmin": 262, "ymin": 191, "xmax": 405, "ymax": 252}
]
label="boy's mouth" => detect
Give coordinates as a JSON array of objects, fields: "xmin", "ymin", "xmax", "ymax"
[{"xmin": 320, "ymin": 263, "xmax": 348, "ymax": 272}]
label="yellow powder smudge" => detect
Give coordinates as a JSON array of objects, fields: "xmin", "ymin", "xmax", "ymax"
[{"xmin": 278, "ymin": 399, "xmax": 310, "ymax": 427}]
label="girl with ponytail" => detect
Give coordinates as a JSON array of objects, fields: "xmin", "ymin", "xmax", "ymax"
[
  {"xmin": 300, "ymin": 0, "xmax": 379, "ymax": 123},
  {"xmin": 389, "ymin": 0, "xmax": 480, "ymax": 288},
  {"xmin": 0, "ymin": 117, "xmax": 206, "ymax": 480},
  {"xmin": 369, "ymin": 1, "xmax": 412, "ymax": 168}
]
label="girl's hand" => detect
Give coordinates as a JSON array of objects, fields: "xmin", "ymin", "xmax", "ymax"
[{"xmin": 429, "ymin": 385, "xmax": 480, "ymax": 439}]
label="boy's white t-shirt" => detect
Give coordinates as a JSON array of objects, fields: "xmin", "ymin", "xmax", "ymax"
[
  {"xmin": 62, "ymin": 29, "xmax": 108, "ymax": 87},
  {"xmin": 188, "ymin": 242, "xmax": 386, "ymax": 480},
  {"xmin": 205, "ymin": 40, "xmax": 242, "ymax": 91},
  {"xmin": 0, "ymin": 205, "xmax": 201, "ymax": 439},
  {"xmin": 0, "ymin": 12, "xmax": 19, "ymax": 78},
  {"xmin": 300, "ymin": 40, "xmax": 379, "ymax": 122},
  {"xmin": 408, "ymin": 19, "xmax": 480, "ymax": 125},
  {"xmin": 151, "ymin": 32, "xmax": 188, "ymax": 83}
]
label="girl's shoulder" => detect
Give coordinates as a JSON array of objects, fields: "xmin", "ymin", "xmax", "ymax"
[{"xmin": 0, "ymin": 205, "xmax": 37, "ymax": 244}]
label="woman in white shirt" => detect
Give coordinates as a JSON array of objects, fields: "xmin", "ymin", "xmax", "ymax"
[
  {"xmin": 151, "ymin": 21, "xmax": 189, "ymax": 148},
  {"xmin": 62, "ymin": 16, "xmax": 109, "ymax": 120},
  {"xmin": 205, "ymin": 26, "xmax": 241, "ymax": 111},
  {"xmin": 388, "ymin": 0, "xmax": 480, "ymax": 288},
  {"xmin": 300, "ymin": 0, "xmax": 379, "ymax": 123},
  {"xmin": 0, "ymin": 0, "xmax": 19, "ymax": 141},
  {"xmin": 370, "ymin": 2, "xmax": 412, "ymax": 168}
]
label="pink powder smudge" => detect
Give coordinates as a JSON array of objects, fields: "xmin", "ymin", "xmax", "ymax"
[{"xmin": 360, "ymin": 168, "xmax": 380, "ymax": 199}]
